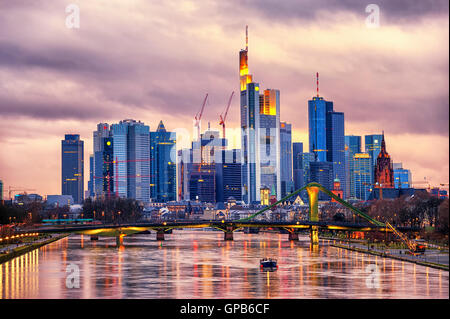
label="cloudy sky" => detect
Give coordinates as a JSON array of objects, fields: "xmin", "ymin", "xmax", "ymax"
[{"xmin": 0, "ymin": 0, "xmax": 448, "ymax": 197}]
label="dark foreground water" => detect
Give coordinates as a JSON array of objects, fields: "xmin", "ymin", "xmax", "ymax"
[{"xmin": 0, "ymin": 230, "xmax": 448, "ymax": 299}]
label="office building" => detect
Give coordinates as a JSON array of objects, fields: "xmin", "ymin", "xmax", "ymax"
[
  {"xmin": 345, "ymin": 135, "xmax": 361, "ymax": 199},
  {"xmin": 88, "ymin": 154, "xmax": 94, "ymax": 197},
  {"xmin": 353, "ymin": 153, "xmax": 372, "ymax": 200},
  {"xmin": 302, "ymin": 152, "xmax": 315, "ymax": 186},
  {"xmin": 240, "ymin": 28, "xmax": 281, "ymax": 204},
  {"xmin": 61, "ymin": 134, "xmax": 84, "ymax": 204},
  {"xmin": 280, "ymin": 122, "xmax": 294, "ymax": 197},
  {"xmin": 92, "ymin": 119, "xmax": 151, "ymax": 203},
  {"xmin": 150, "ymin": 121, "xmax": 177, "ymax": 202},
  {"xmin": 310, "ymin": 161, "xmax": 333, "ymax": 200},
  {"xmin": 217, "ymin": 149, "xmax": 242, "ymax": 202},
  {"xmin": 393, "ymin": 163, "xmax": 412, "ymax": 189},
  {"xmin": 365, "ymin": 134, "xmax": 383, "ymax": 180},
  {"xmin": 308, "ymin": 77, "xmax": 346, "ymax": 197},
  {"xmin": 326, "ymin": 108, "xmax": 346, "ymax": 198},
  {"xmin": 292, "ymin": 142, "xmax": 303, "ymax": 190}
]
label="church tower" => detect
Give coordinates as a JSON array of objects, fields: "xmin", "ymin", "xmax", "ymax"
[{"xmin": 374, "ymin": 132, "xmax": 394, "ymax": 188}]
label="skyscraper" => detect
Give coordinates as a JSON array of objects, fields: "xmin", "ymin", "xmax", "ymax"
[
  {"xmin": 345, "ymin": 135, "xmax": 361, "ymax": 199},
  {"xmin": 88, "ymin": 154, "xmax": 94, "ymax": 197},
  {"xmin": 302, "ymin": 152, "xmax": 315, "ymax": 186},
  {"xmin": 0, "ymin": 179, "xmax": 3, "ymax": 202},
  {"xmin": 93, "ymin": 123, "xmax": 110, "ymax": 197},
  {"xmin": 326, "ymin": 108, "xmax": 346, "ymax": 198},
  {"xmin": 259, "ymin": 89, "xmax": 281, "ymax": 201},
  {"xmin": 308, "ymin": 96, "xmax": 328, "ymax": 162},
  {"xmin": 393, "ymin": 163, "xmax": 412, "ymax": 189},
  {"xmin": 216, "ymin": 149, "xmax": 242, "ymax": 202},
  {"xmin": 280, "ymin": 122, "xmax": 294, "ymax": 197},
  {"xmin": 92, "ymin": 119, "xmax": 150, "ymax": 203},
  {"xmin": 353, "ymin": 153, "xmax": 372, "ymax": 200},
  {"xmin": 310, "ymin": 161, "xmax": 333, "ymax": 200},
  {"xmin": 365, "ymin": 134, "xmax": 383, "ymax": 180},
  {"xmin": 150, "ymin": 121, "xmax": 177, "ymax": 202},
  {"xmin": 61, "ymin": 134, "xmax": 84, "ymax": 204},
  {"xmin": 239, "ymin": 27, "xmax": 280, "ymax": 203},
  {"xmin": 292, "ymin": 142, "xmax": 303, "ymax": 190},
  {"xmin": 308, "ymin": 74, "xmax": 346, "ymax": 196}
]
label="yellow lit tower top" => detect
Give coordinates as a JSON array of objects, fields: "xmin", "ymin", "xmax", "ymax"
[{"xmin": 240, "ymin": 25, "xmax": 253, "ymax": 91}]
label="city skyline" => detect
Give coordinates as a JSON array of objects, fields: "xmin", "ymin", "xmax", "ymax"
[{"xmin": 0, "ymin": 0, "xmax": 448, "ymax": 197}]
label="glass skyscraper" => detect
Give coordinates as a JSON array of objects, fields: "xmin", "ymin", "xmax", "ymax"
[
  {"xmin": 61, "ymin": 134, "xmax": 84, "ymax": 204},
  {"xmin": 393, "ymin": 163, "xmax": 412, "ymax": 189},
  {"xmin": 308, "ymin": 91, "xmax": 346, "ymax": 197},
  {"xmin": 280, "ymin": 122, "xmax": 293, "ymax": 197},
  {"xmin": 352, "ymin": 153, "xmax": 372, "ymax": 200},
  {"xmin": 150, "ymin": 121, "xmax": 176, "ymax": 202},
  {"xmin": 308, "ymin": 97, "xmax": 329, "ymax": 162},
  {"xmin": 345, "ymin": 135, "xmax": 361, "ymax": 199},
  {"xmin": 93, "ymin": 120, "xmax": 150, "ymax": 203},
  {"xmin": 239, "ymin": 28, "xmax": 280, "ymax": 204},
  {"xmin": 365, "ymin": 134, "xmax": 383, "ymax": 180},
  {"xmin": 292, "ymin": 142, "xmax": 303, "ymax": 190},
  {"xmin": 326, "ymin": 109, "xmax": 346, "ymax": 198},
  {"xmin": 310, "ymin": 161, "xmax": 333, "ymax": 200}
]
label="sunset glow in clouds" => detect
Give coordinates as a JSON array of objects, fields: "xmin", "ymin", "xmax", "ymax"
[{"xmin": 0, "ymin": 0, "xmax": 448, "ymax": 196}]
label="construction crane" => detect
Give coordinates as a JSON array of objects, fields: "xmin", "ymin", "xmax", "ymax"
[
  {"xmin": 194, "ymin": 93, "xmax": 209, "ymax": 141},
  {"xmin": 385, "ymin": 222, "xmax": 426, "ymax": 255},
  {"xmin": 8, "ymin": 187, "xmax": 36, "ymax": 200},
  {"xmin": 219, "ymin": 91, "xmax": 234, "ymax": 139}
]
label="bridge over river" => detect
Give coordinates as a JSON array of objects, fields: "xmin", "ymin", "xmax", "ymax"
[{"xmin": 20, "ymin": 183, "xmax": 418, "ymax": 247}]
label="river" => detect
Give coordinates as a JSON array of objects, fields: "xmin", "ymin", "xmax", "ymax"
[{"xmin": 0, "ymin": 230, "xmax": 447, "ymax": 299}]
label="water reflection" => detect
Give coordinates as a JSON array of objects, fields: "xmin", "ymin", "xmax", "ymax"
[{"xmin": 0, "ymin": 231, "xmax": 448, "ymax": 299}]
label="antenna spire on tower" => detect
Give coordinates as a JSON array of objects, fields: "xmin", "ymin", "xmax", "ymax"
[
  {"xmin": 246, "ymin": 25, "xmax": 248, "ymax": 51},
  {"xmin": 316, "ymin": 72, "xmax": 319, "ymax": 97}
]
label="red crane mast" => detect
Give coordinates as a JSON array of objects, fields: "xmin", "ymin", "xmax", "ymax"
[{"xmin": 219, "ymin": 91, "xmax": 234, "ymax": 139}]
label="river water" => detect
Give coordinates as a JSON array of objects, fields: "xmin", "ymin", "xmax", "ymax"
[{"xmin": 0, "ymin": 230, "xmax": 448, "ymax": 299}]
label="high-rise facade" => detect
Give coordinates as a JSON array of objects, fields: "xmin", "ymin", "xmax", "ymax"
[
  {"xmin": 216, "ymin": 149, "xmax": 242, "ymax": 202},
  {"xmin": 88, "ymin": 154, "xmax": 94, "ymax": 197},
  {"xmin": 302, "ymin": 152, "xmax": 315, "ymax": 186},
  {"xmin": 93, "ymin": 119, "xmax": 150, "ymax": 203},
  {"xmin": 280, "ymin": 122, "xmax": 293, "ymax": 197},
  {"xmin": 365, "ymin": 134, "xmax": 383, "ymax": 181},
  {"xmin": 308, "ymin": 97, "xmax": 329, "ymax": 162},
  {"xmin": 308, "ymin": 82, "xmax": 346, "ymax": 197},
  {"xmin": 326, "ymin": 108, "xmax": 346, "ymax": 198},
  {"xmin": 310, "ymin": 161, "xmax": 333, "ymax": 200},
  {"xmin": 353, "ymin": 153, "xmax": 372, "ymax": 200},
  {"xmin": 292, "ymin": 142, "xmax": 303, "ymax": 190},
  {"xmin": 0, "ymin": 179, "xmax": 3, "ymax": 202},
  {"xmin": 240, "ymin": 27, "xmax": 280, "ymax": 204},
  {"xmin": 150, "ymin": 121, "xmax": 177, "ymax": 202},
  {"xmin": 61, "ymin": 134, "xmax": 84, "ymax": 204},
  {"xmin": 259, "ymin": 89, "xmax": 281, "ymax": 201},
  {"xmin": 393, "ymin": 163, "xmax": 412, "ymax": 189},
  {"xmin": 345, "ymin": 135, "xmax": 361, "ymax": 199}
]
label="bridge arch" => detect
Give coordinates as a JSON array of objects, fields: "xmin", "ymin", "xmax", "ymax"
[{"xmin": 237, "ymin": 182, "xmax": 385, "ymax": 244}]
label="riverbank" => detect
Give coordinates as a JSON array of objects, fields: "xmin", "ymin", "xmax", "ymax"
[
  {"xmin": 331, "ymin": 243, "xmax": 449, "ymax": 271},
  {"xmin": 0, "ymin": 233, "xmax": 68, "ymax": 264}
]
